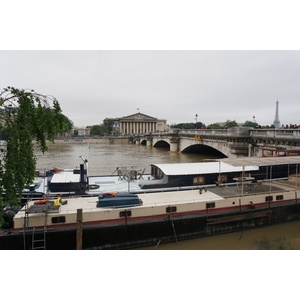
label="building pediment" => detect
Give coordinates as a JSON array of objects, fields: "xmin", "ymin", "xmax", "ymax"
[
  {"xmin": 121, "ymin": 112, "xmax": 157, "ymax": 121},
  {"xmin": 104, "ymin": 112, "xmax": 166, "ymax": 134}
]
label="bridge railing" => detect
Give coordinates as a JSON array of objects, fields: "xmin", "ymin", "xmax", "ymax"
[
  {"xmin": 172, "ymin": 128, "xmax": 300, "ymax": 139},
  {"xmin": 250, "ymin": 129, "xmax": 300, "ymax": 139},
  {"xmin": 137, "ymin": 127, "xmax": 300, "ymax": 141},
  {"xmin": 173, "ymin": 127, "xmax": 252, "ymax": 137}
]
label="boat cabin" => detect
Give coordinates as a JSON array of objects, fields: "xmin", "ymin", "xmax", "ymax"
[
  {"xmin": 139, "ymin": 159, "xmax": 300, "ymax": 190},
  {"xmin": 139, "ymin": 162, "xmax": 259, "ymax": 189},
  {"xmin": 47, "ymin": 164, "xmax": 88, "ymax": 195}
]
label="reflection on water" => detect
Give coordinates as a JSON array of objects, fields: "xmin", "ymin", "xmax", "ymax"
[{"xmin": 34, "ymin": 142, "xmax": 300, "ymax": 250}]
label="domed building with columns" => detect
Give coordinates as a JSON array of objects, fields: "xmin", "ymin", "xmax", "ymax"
[{"xmin": 104, "ymin": 112, "xmax": 167, "ymax": 135}]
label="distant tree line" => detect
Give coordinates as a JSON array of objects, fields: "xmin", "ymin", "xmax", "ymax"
[{"xmin": 170, "ymin": 119, "xmax": 274, "ymax": 130}]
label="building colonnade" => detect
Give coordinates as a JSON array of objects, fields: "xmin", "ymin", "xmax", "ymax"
[{"xmin": 119, "ymin": 121, "xmax": 157, "ymax": 134}]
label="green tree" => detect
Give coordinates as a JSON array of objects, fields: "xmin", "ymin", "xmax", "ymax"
[
  {"xmin": 170, "ymin": 123, "xmax": 184, "ymax": 129},
  {"xmin": 243, "ymin": 120, "xmax": 259, "ymax": 128},
  {"xmin": 61, "ymin": 115, "xmax": 73, "ymax": 133},
  {"xmin": 0, "ymin": 87, "xmax": 65, "ymax": 222},
  {"xmin": 53, "ymin": 114, "xmax": 73, "ymax": 137},
  {"xmin": 171, "ymin": 123, "xmax": 197, "ymax": 129},
  {"xmin": 103, "ymin": 119, "xmax": 114, "ymax": 134},
  {"xmin": 90, "ymin": 124, "xmax": 110, "ymax": 136},
  {"xmin": 0, "ymin": 123, "xmax": 9, "ymax": 140},
  {"xmin": 207, "ymin": 123, "xmax": 222, "ymax": 129},
  {"xmin": 99, "ymin": 124, "xmax": 110, "ymax": 135},
  {"xmin": 225, "ymin": 120, "xmax": 238, "ymax": 128},
  {"xmin": 182, "ymin": 123, "xmax": 195, "ymax": 129},
  {"xmin": 90, "ymin": 125, "xmax": 101, "ymax": 135}
]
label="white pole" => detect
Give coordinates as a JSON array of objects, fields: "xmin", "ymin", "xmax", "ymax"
[{"xmin": 248, "ymin": 144, "xmax": 252, "ymax": 157}]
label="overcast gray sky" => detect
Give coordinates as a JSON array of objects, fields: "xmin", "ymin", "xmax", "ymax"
[
  {"xmin": 1, "ymin": 2, "xmax": 300, "ymax": 128},
  {"xmin": 1, "ymin": 50, "xmax": 300, "ymax": 127}
]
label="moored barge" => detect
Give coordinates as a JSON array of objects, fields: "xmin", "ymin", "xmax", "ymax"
[{"xmin": 1, "ymin": 156, "xmax": 300, "ymax": 250}]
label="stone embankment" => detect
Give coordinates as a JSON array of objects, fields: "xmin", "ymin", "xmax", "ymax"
[{"xmin": 50, "ymin": 136, "xmax": 132, "ymax": 145}]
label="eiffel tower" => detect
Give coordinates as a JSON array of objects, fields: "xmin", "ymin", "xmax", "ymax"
[{"xmin": 273, "ymin": 100, "xmax": 281, "ymax": 128}]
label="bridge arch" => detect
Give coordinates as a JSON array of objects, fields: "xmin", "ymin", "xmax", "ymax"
[
  {"xmin": 140, "ymin": 139, "xmax": 147, "ymax": 145},
  {"xmin": 181, "ymin": 144, "xmax": 227, "ymax": 157},
  {"xmin": 153, "ymin": 140, "xmax": 170, "ymax": 149},
  {"xmin": 153, "ymin": 140, "xmax": 170, "ymax": 148}
]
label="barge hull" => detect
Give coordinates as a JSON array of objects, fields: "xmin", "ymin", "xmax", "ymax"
[{"xmin": 1, "ymin": 201, "xmax": 300, "ymax": 250}]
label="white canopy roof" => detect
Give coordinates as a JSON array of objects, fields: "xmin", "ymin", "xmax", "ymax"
[
  {"xmin": 51, "ymin": 171, "xmax": 80, "ymax": 183},
  {"xmin": 151, "ymin": 162, "xmax": 258, "ymax": 176},
  {"xmin": 214, "ymin": 156, "xmax": 300, "ymax": 167}
]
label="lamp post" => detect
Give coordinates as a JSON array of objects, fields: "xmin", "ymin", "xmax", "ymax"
[{"xmin": 195, "ymin": 114, "xmax": 198, "ymax": 128}]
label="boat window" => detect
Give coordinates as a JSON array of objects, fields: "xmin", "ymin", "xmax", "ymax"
[
  {"xmin": 193, "ymin": 176, "xmax": 205, "ymax": 185},
  {"xmin": 152, "ymin": 167, "xmax": 163, "ymax": 179},
  {"xmin": 52, "ymin": 216, "xmax": 66, "ymax": 224},
  {"xmin": 206, "ymin": 202, "xmax": 215, "ymax": 208},
  {"xmin": 166, "ymin": 206, "xmax": 177, "ymax": 213},
  {"xmin": 120, "ymin": 211, "xmax": 132, "ymax": 217},
  {"xmin": 276, "ymin": 195, "xmax": 284, "ymax": 200},
  {"xmin": 217, "ymin": 174, "xmax": 228, "ymax": 183},
  {"xmin": 265, "ymin": 196, "xmax": 273, "ymax": 202}
]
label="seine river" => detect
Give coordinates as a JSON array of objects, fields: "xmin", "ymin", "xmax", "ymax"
[{"xmin": 34, "ymin": 142, "xmax": 300, "ymax": 250}]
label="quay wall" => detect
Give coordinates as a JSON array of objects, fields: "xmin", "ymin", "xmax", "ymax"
[{"xmin": 49, "ymin": 136, "xmax": 132, "ymax": 145}]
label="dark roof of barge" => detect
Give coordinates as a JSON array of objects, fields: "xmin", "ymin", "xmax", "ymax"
[{"xmin": 214, "ymin": 156, "xmax": 300, "ymax": 167}]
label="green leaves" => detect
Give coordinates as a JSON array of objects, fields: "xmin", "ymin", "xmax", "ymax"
[{"xmin": 0, "ymin": 87, "xmax": 65, "ymax": 222}]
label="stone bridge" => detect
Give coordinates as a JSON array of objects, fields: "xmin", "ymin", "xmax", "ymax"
[{"xmin": 132, "ymin": 127, "xmax": 300, "ymax": 158}]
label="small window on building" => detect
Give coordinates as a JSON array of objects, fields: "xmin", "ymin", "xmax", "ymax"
[
  {"xmin": 193, "ymin": 176, "xmax": 205, "ymax": 185},
  {"xmin": 276, "ymin": 195, "xmax": 284, "ymax": 200},
  {"xmin": 206, "ymin": 202, "xmax": 215, "ymax": 209},
  {"xmin": 265, "ymin": 196, "xmax": 273, "ymax": 202},
  {"xmin": 52, "ymin": 216, "xmax": 66, "ymax": 224}
]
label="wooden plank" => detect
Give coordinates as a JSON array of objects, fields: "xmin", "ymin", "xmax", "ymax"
[{"xmin": 76, "ymin": 209, "xmax": 83, "ymax": 250}]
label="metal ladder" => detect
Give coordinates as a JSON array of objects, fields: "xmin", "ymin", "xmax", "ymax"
[
  {"xmin": 32, "ymin": 205, "xmax": 49, "ymax": 250},
  {"xmin": 32, "ymin": 227, "xmax": 46, "ymax": 250}
]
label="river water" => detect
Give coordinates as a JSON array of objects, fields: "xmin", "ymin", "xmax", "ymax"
[
  {"xmin": 34, "ymin": 142, "xmax": 222, "ymax": 176},
  {"xmin": 34, "ymin": 142, "xmax": 300, "ymax": 250}
]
